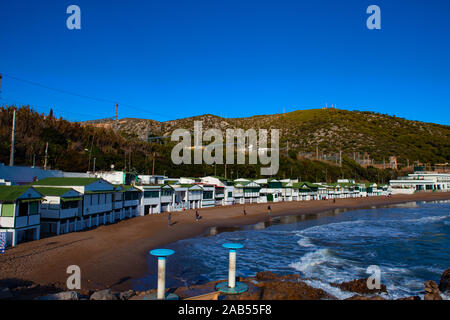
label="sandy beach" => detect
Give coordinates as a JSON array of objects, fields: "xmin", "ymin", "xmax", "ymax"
[{"xmin": 1, "ymin": 192, "xmax": 449, "ymax": 293}]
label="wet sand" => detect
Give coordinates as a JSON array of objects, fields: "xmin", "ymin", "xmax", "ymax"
[{"xmin": 1, "ymin": 192, "xmax": 449, "ymax": 292}]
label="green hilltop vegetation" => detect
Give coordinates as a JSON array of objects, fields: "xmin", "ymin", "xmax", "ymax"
[{"xmin": 1, "ymin": 106, "xmax": 449, "ymax": 184}]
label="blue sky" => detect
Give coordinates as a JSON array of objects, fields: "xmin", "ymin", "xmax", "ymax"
[{"xmin": 0, "ymin": 0, "xmax": 449, "ymax": 124}]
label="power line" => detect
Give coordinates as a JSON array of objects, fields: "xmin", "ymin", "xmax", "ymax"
[
  {"xmin": 0, "ymin": 96, "xmax": 112, "ymax": 121},
  {"xmin": 2, "ymin": 73, "xmax": 172, "ymax": 119},
  {"xmin": 3, "ymin": 73, "xmax": 116, "ymax": 104}
]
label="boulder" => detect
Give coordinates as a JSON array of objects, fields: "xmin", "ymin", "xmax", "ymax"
[
  {"xmin": 424, "ymin": 280, "xmax": 442, "ymax": 300},
  {"xmin": 396, "ymin": 296, "xmax": 421, "ymax": 300},
  {"xmin": 255, "ymin": 271, "xmax": 299, "ymax": 282},
  {"xmin": 90, "ymin": 289, "xmax": 118, "ymax": 300},
  {"xmin": 38, "ymin": 291, "xmax": 80, "ymax": 300},
  {"xmin": 438, "ymin": 269, "xmax": 450, "ymax": 293},
  {"xmin": 0, "ymin": 287, "xmax": 13, "ymax": 300},
  {"xmin": 332, "ymin": 278, "xmax": 387, "ymax": 295},
  {"xmin": 345, "ymin": 295, "xmax": 386, "ymax": 300},
  {"xmin": 223, "ymin": 283, "xmax": 263, "ymax": 300},
  {"xmin": 119, "ymin": 290, "xmax": 135, "ymax": 300},
  {"xmin": 256, "ymin": 280, "xmax": 336, "ymax": 300}
]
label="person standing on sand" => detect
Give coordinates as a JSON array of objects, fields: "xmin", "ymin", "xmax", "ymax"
[
  {"xmin": 243, "ymin": 209, "xmax": 247, "ymax": 216},
  {"xmin": 268, "ymin": 205, "xmax": 272, "ymax": 217},
  {"xmin": 195, "ymin": 210, "xmax": 200, "ymax": 222}
]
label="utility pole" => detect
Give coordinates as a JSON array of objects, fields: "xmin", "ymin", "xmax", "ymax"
[
  {"xmin": 339, "ymin": 149, "xmax": 342, "ymax": 168},
  {"xmin": 115, "ymin": 103, "xmax": 118, "ymax": 132},
  {"xmin": 93, "ymin": 157, "xmax": 96, "ymax": 172},
  {"xmin": 9, "ymin": 108, "xmax": 16, "ymax": 166},
  {"xmin": 44, "ymin": 142, "xmax": 49, "ymax": 170},
  {"xmin": 152, "ymin": 151, "xmax": 156, "ymax": 175},
  {"xmin": 129, "ymin": 152, "xmax": 132, "ymax": 170},
  {"xmin": 224, "ymin": 163, "xmax": 227, "ymax": 180},
  {"xmin": 316, "ymin": 145, "xmax": 319, "ymax": 160}
]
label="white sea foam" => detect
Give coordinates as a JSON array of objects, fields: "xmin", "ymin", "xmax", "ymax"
[
  {"xmin": 297, "ymin": 235, "xmax": 315, "ymax": 248},
  {"xmin": 302, "ymin": 279, "xmax": 354, "ymax": 300}
]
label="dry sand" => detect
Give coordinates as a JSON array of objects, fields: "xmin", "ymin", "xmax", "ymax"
[{"xmin": 0, "ymin": 192, "xmax": 449, "ymax": 292}]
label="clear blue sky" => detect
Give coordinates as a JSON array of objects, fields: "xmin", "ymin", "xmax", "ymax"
[{"xmin": 0, "ymin": 0, "xmax": 449, "ymax": 124}]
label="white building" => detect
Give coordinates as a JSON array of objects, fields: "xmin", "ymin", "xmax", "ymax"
[
  {"xmin": 138, "ymin": 185, "xmax": 162, "ymax": 215},
  {"xmin": 36, "ymin": 187, "xmax": 83, "ymax": 235},
  {"xmin": 113, "ymin": 185, "xmax": 141, "ymax": 219},
  {"xmin": 200, "ymin": 176, "xmax": 235, "ymax": 206},
  {"xmin": 390, "ymin": 172, "xmax": 450, "ymax": 194},
  {"xmin": 33, "ymin": 177, "xmax": 116, "ymax": 230},
  {"xmin": 200, "ymin": 184, "xmax": 216, "ymax": 208},
  {"xmin": 0, "ymin": 186, "xmax": 43, "ymax": 247}
]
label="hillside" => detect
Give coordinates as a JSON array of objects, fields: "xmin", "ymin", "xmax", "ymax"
[
  {"xmin": 82, "ymin": 108, "xmax": 450, "ymax": 165},
  {"xmin": 0, "ymin": 106, "xmax": 448, "ymax": 183}
]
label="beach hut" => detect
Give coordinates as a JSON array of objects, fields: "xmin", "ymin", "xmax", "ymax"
[
  {"xmin": 200, "ymin": 184, "xmax": 216, "ymax": 208},
  {"xmin": 233, "ymin": 182, "xmax": 245, "ymax": 204},
  {"xmin": 160, "ymin": 184, "xmax": 175, "ymax": 212},
  {"xmin": 281, "ymin": 182, "xmax": 294, "ymax": 202},
  {"xmin": 33, "ymin": 177, "xmax": 116, "ymax": 230},
  {"xmin": 242, "ymin": 181, "xmax": 261, "ymax": 203},
  {"xmin": 138, "ymin": 185, "xmax": 162, "ymax": 215},
  {"xmin": 114, "ymin": 185, "xmax": 141, "ymax": 219},
  {"xmin": 0, "ymin": 186, "xmax": 43, "ymax": 247},
  {"xmin": 35, "ymin": 187, "xmax": 82, "ymax": 235},
  {"xmin": 200, "ymin": 176, "xmax": 235, "ymax": 206}
]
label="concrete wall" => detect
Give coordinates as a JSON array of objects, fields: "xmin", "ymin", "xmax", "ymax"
[{"xmin": 0, "ymin": 163, "xmax": 91, "ymax": 185}]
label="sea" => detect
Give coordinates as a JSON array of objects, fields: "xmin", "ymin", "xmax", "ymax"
[{"xmin": 133, "ymin": 200, "xmax": 450, "ymax": 299}]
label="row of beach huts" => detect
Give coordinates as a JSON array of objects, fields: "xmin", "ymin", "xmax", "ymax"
[{"xmin": 0, "ymin": 173, "xmax": 390, "ymax": 248}]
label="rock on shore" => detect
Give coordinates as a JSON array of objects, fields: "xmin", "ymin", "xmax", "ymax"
[
  {"xmin": 438, "ymin": 269, "xmax": 450, "ymax": 293},
  {"xmin": 424, "ymin": 280, "xmax": 442, "ymax": 300},
  {"xmin": 2, "ymin": 269, "xmax": 449, "ymax": 300},
  {"xmin": 331, "ymin": 278, "xmax": 387, "ymax": 295}
]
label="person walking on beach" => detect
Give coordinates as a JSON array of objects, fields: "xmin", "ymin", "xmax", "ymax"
[
  {"xmin": 267, "ymin": 205, "xmax": 272, "ymax": 217},
  {"xmin": 167, "ymin": 213, "xmax": 172, "ymax": 227},
  {"xmin": 195, "ymin": 210, "xmax": 200, "ymax": 222},
  {"xmin": 243, "ymin": 209, "xmax": 247, "ymax": 216}
]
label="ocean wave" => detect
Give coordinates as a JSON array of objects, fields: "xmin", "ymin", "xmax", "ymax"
[
  {"xmin": 297, "ymin": 236, "xmax": 315, "ymax": 248},
  {"xmin": 302, "ymin": 279, "xmax": 354, "ymax": 300},
  {"xmin": 289, "ymin": 248, "xmax": 365, "ymax": 283},
  {"xmin": 403, "ymin": 215, "xmax": 450, "ymax": 224}
]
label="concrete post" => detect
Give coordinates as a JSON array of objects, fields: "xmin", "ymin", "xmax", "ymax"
[
  {"xmin": 228, "ymin": 250, "xmax": 236, "ymax": 288},
  {"xmin": 157, "ymin": 257, "xmax": 166, "ymax": 299},
  {"xmin": 147, "ymin": 249, "xmax": 177, "ymax": 300},
  {"xmin": 216, "ymin": 243, "xmax": 248, "ymax": 294}
]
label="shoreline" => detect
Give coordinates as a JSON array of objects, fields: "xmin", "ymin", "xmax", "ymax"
[{"xmin": 1, "ymin": 192, "xmax": 450, "ymax": 294}]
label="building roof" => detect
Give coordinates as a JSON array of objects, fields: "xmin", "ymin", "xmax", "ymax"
[
  {"xmin": 292, "ymin": 182, "xmax": 320, "ymax": 189},
  {"xmin": 32, "ymin": 187, "xmax": 79, "ymax": 197},
  {"xmin": 33, "ymin": 177, "xmax": 100, "ymax": 186},
  {"xmin": 0, "ymin": 186, "xmax": 42, "ymax": 202},
  {"xmin": 114, "ymin": 184, "xmax": 139, "ymax": 192}
]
